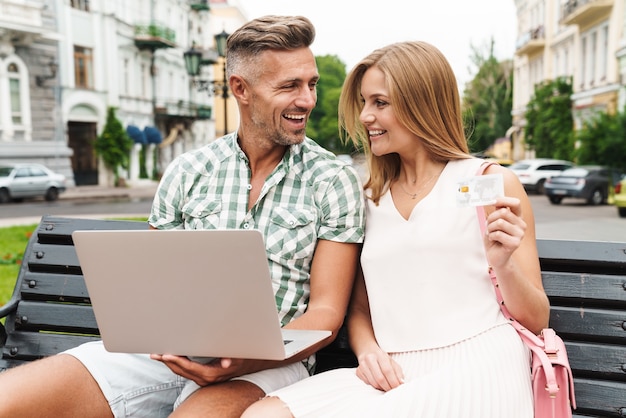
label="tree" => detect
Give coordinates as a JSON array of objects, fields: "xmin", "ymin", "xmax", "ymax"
[
  {"xmin": 524, "ymin": 77, "xmax": 574, "ymax": 160},
  {"xmin": 307, "ymin": 55, "xmax": 356, "ymax": 154},
  {"xmin": 462, "ymin": 38, "xmax": 513, "ymax": 154},
  {"xmin": 95, "ymin": 107, "xmax": 133, "ymax": 186},
  {"xmin": 575, "ymin": 108, "xmax": 626, "ymax": 172}
]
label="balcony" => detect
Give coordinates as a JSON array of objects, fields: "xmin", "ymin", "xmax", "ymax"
[
  {"xmin": 561, "ymin": 0, "xmax": 613, "ymax": 27},
  {"xmin": 190, "ymin": 0, "xmax": 210, "ymax": 11},
  {"xmin": 516, "ymin": 25, "xmax": 546, "ymax": 55},
  {"xmin": 134, "ymin": 22, "xmax": 176, "ymax": 50},
  {"xmin": 0, "ymin": 0, "xmax": 55, "ymax": 42},
  {"xmin": 154, "ymin": 101, "xmax": 212, "ymax": 121}
]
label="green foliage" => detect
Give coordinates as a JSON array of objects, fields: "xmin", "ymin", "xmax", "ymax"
[
  {"xmin": 524, "ymin": 77, "xmax": 574, "ymax": 160},
  {"xmin": 462, "ymin": 39, "xmax": 513, "ymax": 153},
  {"xmin": 307, "ymin": 55, "xmax": 356, "ymax": 154},
  {"xmin": 0, "ymin": 224, "xmax": 37, "ymax": 307},
  {"xmin": 95, "ymin": 107, "xmax": 134, "ymax": 183},
  {"xmin": 575, "ymin": 108, "xmax": 626, "ymax": 172}
]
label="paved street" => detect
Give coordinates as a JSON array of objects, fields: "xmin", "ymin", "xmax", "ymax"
[{"xmin": 0, "ymin": 172, "xmax": 624, "ymax": 242}]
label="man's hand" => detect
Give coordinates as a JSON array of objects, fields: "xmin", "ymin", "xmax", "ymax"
[{"xmin": 150, "ymin": 354, "xmax": 250, "ymax": 386}]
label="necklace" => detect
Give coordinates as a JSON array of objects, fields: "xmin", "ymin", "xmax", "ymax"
[{"xmin": 397, "ymin": 172, "xmax": 440, "ymax": 200}]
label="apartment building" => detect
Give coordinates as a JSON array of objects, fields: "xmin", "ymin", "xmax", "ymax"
[
  {"xmin": 512, "ymin": 0, "xmax": 624, "ymax": 160},
  {"xmin": 0, "ymin": 0, "xmax": 246, "ymax": 187}
]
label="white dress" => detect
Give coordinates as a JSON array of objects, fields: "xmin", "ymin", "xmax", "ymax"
[{"xmin": 270, "ymin": 158, "xmax": 533, "ymax": 417}]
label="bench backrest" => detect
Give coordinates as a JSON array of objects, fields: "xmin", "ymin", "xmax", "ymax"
[
  {"xmin": 0, "ymin": 216, "xmax": 148, "ymax": 370},
  {"xmin": 1, "ymin": 217, "xmax": 625, "ymax": 417},
  {"xmin": 537, "ymin": 239, "xmax": 626, "ymax": 417}
]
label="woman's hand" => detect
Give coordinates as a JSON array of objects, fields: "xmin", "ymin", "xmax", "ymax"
[
  {"xmin": 483, "ymin": 196, "xmax": 526, "ymax": 270},
  {"xmin": 355, "ymin": 346, "xmax": 404, "ymax": 392}
]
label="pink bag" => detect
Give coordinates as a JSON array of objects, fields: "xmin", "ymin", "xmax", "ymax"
[{"xmin": 475, "ymin": 163, "xmax": 576, "ymax": 418}]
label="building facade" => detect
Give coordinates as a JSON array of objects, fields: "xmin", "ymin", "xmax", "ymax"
[
  {"xmin": 512, "ymin": 0, "xmax": 625, "ymax": 160},
  {"xmin": 0, "ymin": 0, "xmax": 246, "ymax": 187}
]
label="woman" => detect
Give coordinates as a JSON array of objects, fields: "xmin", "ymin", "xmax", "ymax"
[{"xmin": 242, "ymin": 40, "xmax": 549, "ymax": 417}]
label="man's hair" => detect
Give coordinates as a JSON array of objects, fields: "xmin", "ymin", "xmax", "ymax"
[{"xmin": 225, "ymin": 15, "xmax": 315, "ymax": 79}]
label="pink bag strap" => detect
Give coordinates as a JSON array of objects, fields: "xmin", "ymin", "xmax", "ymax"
[
  {"xmin": 474, "ymin": 162, "xmax": 561, "ymax": 396},
  {"xmin": 474, "ymin": 162, "xmax": 545, "ymax": 344}
]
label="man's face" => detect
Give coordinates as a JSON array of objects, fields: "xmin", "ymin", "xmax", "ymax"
[{"xmin": 247, "ymin": 47, "xmax": 319, "ymax": 146}]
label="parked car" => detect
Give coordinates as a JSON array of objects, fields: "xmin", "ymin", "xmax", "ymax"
[
  {"xmin": 544, "ymin": 165, "xmax": 622, "ymax": 206},
  {"xmin": 614, "ymin": 176, "xmax": 626, "ymax": 217},
  {"xmin": 508, "ymin": 158, "xmax": 575, "ymax": 194},
  {"xmin": 0, "ymin": 163, "xmax": 67, "ymax": 203}
]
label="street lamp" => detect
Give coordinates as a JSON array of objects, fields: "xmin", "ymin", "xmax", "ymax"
[
  {"xmin": 183, "ymin": 29, "xmax": 231, "ymax": 135},
  {"xmin": 36, "ymin": 59, "xmax": 58, "ymax": 87}
]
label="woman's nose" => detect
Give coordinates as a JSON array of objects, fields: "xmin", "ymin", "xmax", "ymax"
[{"xmin": 360, "ymin": 107, "xmax": 374, "ymax": 124}]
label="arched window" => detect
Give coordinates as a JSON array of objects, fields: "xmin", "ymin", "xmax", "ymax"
[
  {"xmin": 8, "ymin": 63, "xmax": 22, "ymax": 125},
  {"xmin": 1, "ymin": 57, "xmax": 32, "ymax": 141}
]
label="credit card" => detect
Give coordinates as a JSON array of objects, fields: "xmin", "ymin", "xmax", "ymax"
[{"xmin": 456, "ymin": 174, "xmax": 504, "ymax": 207}]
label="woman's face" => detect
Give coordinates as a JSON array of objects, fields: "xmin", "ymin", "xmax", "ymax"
[{"xmin": 359, "ymin": 66, "xmax": 416, "ymax": 157}]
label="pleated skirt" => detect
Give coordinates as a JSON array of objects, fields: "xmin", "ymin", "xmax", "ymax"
[{"xmin": 270, "ymin": 323, "xmax": 533, "ymax": 418}]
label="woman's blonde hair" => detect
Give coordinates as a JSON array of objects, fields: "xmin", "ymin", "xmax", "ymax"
[{"xmin": 339, "ymin": 41, "xmax": 471, "ymax": 204}]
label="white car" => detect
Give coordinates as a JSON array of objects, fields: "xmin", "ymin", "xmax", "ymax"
[
  {"xmin": 508, "ymin": 158, "xmax": 574, "ymax": 194},
  {"xmin": 0, "ymin": 163, "xmax": 67, "ymax": 203}
]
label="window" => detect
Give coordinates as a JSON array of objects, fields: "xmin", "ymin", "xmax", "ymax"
[
  {"xmin": 70, "ymin": 0, "xmax": 90, "ymax": 11},
  {"xmin": 8, "ymin": 63, "xmax": 21, "ymax": 125},
  {"xmin": 74, "ymin": 46, "xmax": 94, "ymax": 89},
  {"xmin": 141, "ymin": 63, "xmax": 147, "ymax": 97},
  {"xmin": 123, "ymin": 58, "xmax": 130, "ymax": 94},
  {"xmin": 600, "ymin": 25, "xmax": 608, "ymax": 81},
  {"xmin": 580, "ymin": 37, "xmax": 587, "ymax": 88},
  {"xmin": 590, "ymin": 31, "xmax": 597, "ymax": 85}
]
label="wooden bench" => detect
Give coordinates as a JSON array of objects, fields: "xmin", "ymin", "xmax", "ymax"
[{"xmin": 1, "ymin": 215, "xmax": 625, "ymax": 417}]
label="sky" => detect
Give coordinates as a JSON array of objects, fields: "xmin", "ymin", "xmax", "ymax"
[{"xmin": 235, "ymin": 0, "xmax": 518, "ymax": 88}]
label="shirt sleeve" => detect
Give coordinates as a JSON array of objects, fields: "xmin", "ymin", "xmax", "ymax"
[
  {"xmin": 316, "ymin": 164, "xmax": 365, "ymax": 243},
  {"xmin": 148, "ymin": 157, "xmax": 186, "ymax": 230}
]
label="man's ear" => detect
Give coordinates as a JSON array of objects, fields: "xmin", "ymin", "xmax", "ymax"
[{"xmin": 229, "ymin": 75, "xmax": 248, "ymax": 104}]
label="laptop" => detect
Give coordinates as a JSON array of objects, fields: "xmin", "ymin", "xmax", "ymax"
[{"xmin": 71, "ymin": 228, "xmax": 331, "ymax": 361}]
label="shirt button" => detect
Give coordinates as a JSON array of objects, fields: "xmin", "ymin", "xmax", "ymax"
[
  {"xmin": 246, "ymin": 184, "xmax": 252, "ymax": 190},
  {"xmin": 243, "ymin": 223, "xmax": 250, "ymax": 229}
]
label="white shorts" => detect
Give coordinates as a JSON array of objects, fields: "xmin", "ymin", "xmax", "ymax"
[{"xmin": 64, "ymin": 341, "xmax": 309, "ymax": 418}]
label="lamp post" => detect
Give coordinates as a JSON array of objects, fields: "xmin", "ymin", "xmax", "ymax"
[
  {"xmin": 183, "ymin": 29, "xmax": 230, "ymax": 135},
  {"xmin": 214, "ymin": 30, "xmax": 229, "ymax": 135}
]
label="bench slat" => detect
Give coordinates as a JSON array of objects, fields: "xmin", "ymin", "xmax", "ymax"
[
  {"xmin": 549, "ymin": 306, "xmax": 626, "ymax": 344},
  {"xmin": 537, "ymin": 239, "xmax": 626, "ymax": 268},
  {"xmin": 36, "ymin": 217, "xmax": 148, "ymax": 245},
  {"xmin": 543, "ymin": 271, "xmax": 626, "ymax": 306},
  {"xmin": 2, "ymin": 331, "xmax": 100, "ymax": 361},
  {"xmin": 571, "ymin": 377, "xmax": 626, "ymax": 417},
  {"xmin": 26, "ymin": 243, "xmax": 81, "ymax": 274},
  {"xmin": 12, "ymin": 301, "xmax": 98, "ymax": 334},
  {"xmin": 19, "ymin": 272, "xmax": 89, "ymax": 303},
  {"xmin": 565, "ymin": 341, "xmax": 626, "ymax": 381}
]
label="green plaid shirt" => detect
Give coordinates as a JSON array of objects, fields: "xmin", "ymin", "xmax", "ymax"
[{"xmin": 149, "ymin": 132, "xmax": 364, "ymax": 333}]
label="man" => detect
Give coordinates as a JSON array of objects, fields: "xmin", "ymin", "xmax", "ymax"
[{"xmin": 0, "ymin": 15, "xmax": 364, "ymax": 418}]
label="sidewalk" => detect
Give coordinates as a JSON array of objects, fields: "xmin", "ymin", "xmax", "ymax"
[{"xmin": 60, "ymin": 180, "xmax": 159, "ymax": 202}]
